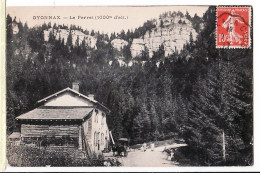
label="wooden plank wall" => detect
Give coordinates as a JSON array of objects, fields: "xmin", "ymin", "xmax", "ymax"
[{"xmin": 21, "ymin": 124, "xmax": 79, "ymax": 138}]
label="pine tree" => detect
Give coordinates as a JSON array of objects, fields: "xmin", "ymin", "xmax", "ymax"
[
  {"xmin": 184, "ymin": 65, "xmax": 223, "ymax": 165},
  {"xmin": 67, "ymin": 31, "xmax": 73, "ymax": 47},
  {"xmin": 76, "ymin": 36, "xmax": 80, "ymax": 47},
  {"xmin": 216, "ymin": 52, "xmax": 253, "ymax": 165},
  {"xmin": 189, "ymin": 32, "xmax": 194, "ymax": 46}
]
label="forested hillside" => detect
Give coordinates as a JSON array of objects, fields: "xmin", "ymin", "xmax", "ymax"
[{"xmin": 6, "ymin": 7, "xmax": 253, "ymax": 166}]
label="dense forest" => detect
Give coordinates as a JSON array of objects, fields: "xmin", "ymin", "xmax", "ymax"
[{"xmin": 6, "ymin": 7, "xmax": 253, "ymax": 166}]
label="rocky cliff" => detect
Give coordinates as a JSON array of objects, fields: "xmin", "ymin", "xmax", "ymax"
[
  {"xmin": 130, "ymin": 16, "xmax": 197, "ymax": 58},
  {"xmin": 44, "ymin": 28, "xmax": 97, "ymax": 49},
  {"xmin": 111, "ymin": 39, "xmax": 128, "ymax": 50},
  {"xmin": 43, "ymin": 14, "xmax": 198, "ymax": 59}
]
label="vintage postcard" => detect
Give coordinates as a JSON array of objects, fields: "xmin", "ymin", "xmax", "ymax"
[{"xmin": 3, "ymin": 5, "xmax": 253, "ymax": 168}]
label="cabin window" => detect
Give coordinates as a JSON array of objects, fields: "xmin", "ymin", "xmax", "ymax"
[
  {"xmin": 101, "ymin": 116, "xmax": 104, "ymax": 126},
  {"xmin": 23, "ymin": 136, "xmax": 78, "ymax": 147},
  {"xmin": 23, "ymin": 137, "xmax": 33, "ymax": 144},
  {"xmin": 100, "ymin": 134, "xmax": 102, "ymax": 145},
  {"xmin": 97, "ymin": 133, "xmax": 100, "ymax": 147},
  {"xmin": 94, "ymin": 110, "xmax": 98, "ymax": 123},
  {"xmin": 95, "ymin": 114, "xmax": 98, "ymax": 123},
  {"xmin": 94, "ymin": 132, "xmax": 97, "ymax": 146},
  {"xmin": 94, "ymin": 110, "xmax": 99, "ymax": 123},
  {"xmin": 101, "ymin": 133, "xmax": 104, "ymax": 145},
  {"xmin": 94, "ymin": 132, "xmax": 100, "ymax": 146}
]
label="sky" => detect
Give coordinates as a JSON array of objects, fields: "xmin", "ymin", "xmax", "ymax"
[{"xmin": 7, "ymin": 6, "xmax": 209, "ymax": 34}]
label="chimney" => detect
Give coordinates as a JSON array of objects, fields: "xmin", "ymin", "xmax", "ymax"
[
  {"xmin": 88, "ymin": 94, "xmax": 94, "ymax": 100},
  {"xmin": 72, "ymin": 82, "xmax": 80, "ymax": 92}
]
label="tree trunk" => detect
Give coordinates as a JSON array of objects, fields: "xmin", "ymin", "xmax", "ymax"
[{"xmin": 222, "ymin": 130, "xmax": 226, "ymax": 162}]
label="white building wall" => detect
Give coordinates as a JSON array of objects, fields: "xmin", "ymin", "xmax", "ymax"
[
  {"xmin": 91, "ymin": 109, "xmax": 109, "ymax": 154},
  {"xmin": 44, "ymin": 92, "xmax": 94, "ymax": 107}
]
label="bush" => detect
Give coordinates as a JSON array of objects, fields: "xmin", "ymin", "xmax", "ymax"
[
  {"xmin": 174, "ymin": 146, "xmax": 201, "ymax": 166},
  {"xmin": 6, "ymin": 144, "xmax": 95, "ymax": 167}
]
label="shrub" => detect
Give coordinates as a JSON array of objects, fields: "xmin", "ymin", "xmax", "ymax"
[{"xmin": 6, "ymin": 144, "xmax": 96, "ymax": 167}]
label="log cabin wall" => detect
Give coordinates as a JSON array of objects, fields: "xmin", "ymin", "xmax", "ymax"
[{"xmin": 21, "ymin": 124, "xmax": 79, "ymax": 138}]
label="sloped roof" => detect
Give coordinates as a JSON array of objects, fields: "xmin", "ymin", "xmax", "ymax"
[
  {"xmin": 8, "ymin": 132, "xmax": 21, "ymax": 139},
  {"xmin": 37, "ymin": 87, "xmax": 110, "ymax": 112},
  {"xmin": 16, "ymin": 107, "xmax": 93, "ymax": 120}
]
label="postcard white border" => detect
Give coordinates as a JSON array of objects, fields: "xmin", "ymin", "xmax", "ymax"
[{"xmin": 3, "ymin": 0, "xmax": 260, "ymax": 172}]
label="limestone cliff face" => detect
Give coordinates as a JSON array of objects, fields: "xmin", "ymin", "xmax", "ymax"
[
  {"xmin": 131, "ymin": 16, "xmax": 197, "ymax": 58},
  {"xmin": 111, "ymin": 39, "xmax": 128, "ymax": 51},
  {"xmin": 43, "ymin": 28, "xmax": 97, "ymax": 49}
]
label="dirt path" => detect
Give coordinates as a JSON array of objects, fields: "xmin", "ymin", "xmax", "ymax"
[{"xmin": 120, "ymin": 143, "xmax": 187, "ymax": 167}]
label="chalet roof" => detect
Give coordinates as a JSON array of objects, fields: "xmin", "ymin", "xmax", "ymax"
[
  {"xmin": 16, "ymin": 107, "xmax": 94, "ymax": 120},
  {"xmin": 37, "ymin": 87, "xmax": 110, "ymax": 113},
  {"xmin": 8, "ymin": 132, "xmax": 21, "ymax": 139}
]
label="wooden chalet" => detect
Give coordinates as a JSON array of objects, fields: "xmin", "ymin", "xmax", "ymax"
[{"xmin": 16, "ymin": 82, "xmax": 110, "ymax": 155}]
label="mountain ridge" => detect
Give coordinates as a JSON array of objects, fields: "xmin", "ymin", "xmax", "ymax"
[{"xmin": 38, "ymin": 10, "xmax": 202, "ymax": 64}]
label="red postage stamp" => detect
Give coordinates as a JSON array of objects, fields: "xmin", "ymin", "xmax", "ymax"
[{"xmin": 216, "ymin": 6, "xmax": 251, "ymax": 48}]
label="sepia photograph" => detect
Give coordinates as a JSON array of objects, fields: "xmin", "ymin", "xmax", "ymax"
[{"xmin": 5, "ymin": 5, "xmax": 253, "ymax": 167}]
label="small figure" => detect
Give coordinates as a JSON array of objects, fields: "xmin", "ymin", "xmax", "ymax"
[
  {"xmin": 150, "ymin": 143, "xmax": 155, "ymax": 151},
  {"xmin": 143, "ymin": 143, "xmax": 147, "ymax": 152},
  {"xmin": 167, "ymin": 150, "xmax": 174, "ymax": 161},
  {"xmin": 171, "ymin": 150, "xmax": 175, "ymax": 161}
]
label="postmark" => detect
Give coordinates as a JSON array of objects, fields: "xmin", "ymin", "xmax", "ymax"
[{"xmin": 216, "ymin": 6, "xmax": 251, "ymax": 48}]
